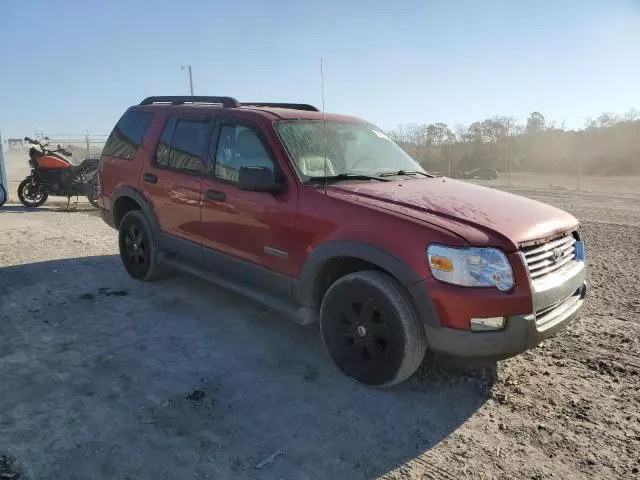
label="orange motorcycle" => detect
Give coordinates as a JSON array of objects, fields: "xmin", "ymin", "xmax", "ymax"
[{"xmin": 18, "ymin": 137, "xmax": 100, "ymax": 208}]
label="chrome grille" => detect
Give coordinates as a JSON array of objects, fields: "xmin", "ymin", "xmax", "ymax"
[{"xmin": 521, "ymin": 234, "xmax": 577, "ymax": 280}]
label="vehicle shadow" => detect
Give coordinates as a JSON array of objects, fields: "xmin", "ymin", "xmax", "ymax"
[
  {"xmin": 0, "ymin": 204, "xmax": 98, "ymax": 214},
  {"xmin": 0, "ymin": 255, "xmax": 495, "ymax": 480}
]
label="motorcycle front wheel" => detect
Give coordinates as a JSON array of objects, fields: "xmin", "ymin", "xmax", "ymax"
[{"xmin": 18, "ymin": 178, "xmax": 48, "ymax": 207}]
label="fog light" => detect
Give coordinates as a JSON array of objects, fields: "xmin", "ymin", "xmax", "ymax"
[{"xmin": 470, "ymin": 317, "xmax": 505, "ymax": 332}]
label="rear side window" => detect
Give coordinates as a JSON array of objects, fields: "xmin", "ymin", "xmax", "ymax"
[
  {"xmin": 102, "ymin": 111, "xmax": 154, "ymax": 160},
  {"xmin": 155, "ymin": 117, "xmax": 209, "ymax": 174}
]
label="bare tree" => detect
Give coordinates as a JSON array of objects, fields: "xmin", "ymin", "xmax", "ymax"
[{"xmin": 391, "ymin": 108, "xmax": 640, "ymax": 176}]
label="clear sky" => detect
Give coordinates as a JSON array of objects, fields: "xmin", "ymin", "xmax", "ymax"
[{"xmin": 1, "ymin": 0, "xmax": 639, "ymax": 139}]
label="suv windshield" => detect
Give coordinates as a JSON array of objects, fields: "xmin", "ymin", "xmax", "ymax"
[{"xmin": 276, "ymin": 120, "xmax": 427, "ymax": 181}]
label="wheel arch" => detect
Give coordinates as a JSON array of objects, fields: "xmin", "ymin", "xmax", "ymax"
[
  {"xmin": 293, "ymin": 240, "xmax": 441, "ymax": 327},
  {"xmin": 111, "ymin": 186, "xmax": 160, "ymax": 234}
]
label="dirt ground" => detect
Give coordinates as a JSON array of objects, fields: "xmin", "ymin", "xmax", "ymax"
[{"xmin": 0, "ymin": 171, "xmax": 639, "ymax": 479}]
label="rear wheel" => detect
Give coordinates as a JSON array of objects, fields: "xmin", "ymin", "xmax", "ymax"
[
  {"xmin": 18, "ymin": 178, "xmax": 48, "ymax": 207},
  {"xmin": 319, "ymin": 271, "xmax": 427, "ymax": 387},
  {"xmin": 0, "ymin": 184, "xmax": 7, "ymax": 207},
  {"xmin": 87, "ymin": 195, "xmax": 100, "ymax": 209},
  {"xmin": 118, "ymin": 210, "xmax": 162, "ymax": 281},
  {"xmin": 80, "ymin": 163, "xmax": 100, "ymax": 208}
]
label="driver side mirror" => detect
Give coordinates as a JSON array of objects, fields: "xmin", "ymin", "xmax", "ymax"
[{"xmin": 237, "ymin": 167, "xmax": 284, "ymax": 193}]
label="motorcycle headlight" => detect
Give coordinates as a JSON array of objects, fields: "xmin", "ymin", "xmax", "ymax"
[{"xmin": 427, "ymin": 245, "xmax": 514, "ymax": 292}]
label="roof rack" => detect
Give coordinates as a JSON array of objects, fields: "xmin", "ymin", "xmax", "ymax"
[
  {"xmin": 140, "ymin": 96, "xmax": 240, "ymax": 108},
  {"xmin": 138, "ymin": 97, "xmax": 320, "ymax": 112},
  {"xmin": 241, "ymin": 102, "xmax": 319, "ymax": 112}
]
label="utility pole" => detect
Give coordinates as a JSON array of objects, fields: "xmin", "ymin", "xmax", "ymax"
[
  {"xmin": 181, "ymin": 65, "xmax": 194, "ymax": 96},
  {"xmin": 448, "ymin": 140, "xmax": 452, "ymax": 176}
]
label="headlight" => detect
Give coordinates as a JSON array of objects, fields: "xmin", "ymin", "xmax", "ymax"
[{"xmin": 427, "ymin": 245, "xmax": 514, "ymax": 291}]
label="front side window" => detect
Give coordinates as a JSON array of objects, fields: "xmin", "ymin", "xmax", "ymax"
[
  {"xmin": 102, "ymin": 110, "xmax": 154, "ymax": 160},
  {"xmin": 155, "ymin": 117, "xmax": 209, "ymax": 174},
  {"xmin": 275, "ymin": 120, "xmax": 426, "ymax": 180},
  {"xmin": 212, "ymin": 124, "xmax": 275, "ymax": 183}
]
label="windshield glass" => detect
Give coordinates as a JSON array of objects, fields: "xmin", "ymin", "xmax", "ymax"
[{"xmin": 275, "ymin": 120, "xmax": 426, "ymax": 180}]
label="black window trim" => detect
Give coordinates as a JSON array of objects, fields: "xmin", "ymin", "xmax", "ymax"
[
  {"xmin": 152, "ymin": 114, "xmax": 216, "ymax": 177},
  {"xmin": 206, "ymin": 116, "xmax": 284, "ymax": 187}
]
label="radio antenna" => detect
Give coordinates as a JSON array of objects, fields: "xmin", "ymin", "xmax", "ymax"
[{"xmin": 321, "ymin": 58, "xmax": 328, "ymax": 194}]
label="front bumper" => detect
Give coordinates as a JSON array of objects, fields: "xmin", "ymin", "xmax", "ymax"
[{"xmin": 418, "ymin": 261, "xmax": 586, "ymax": 359}]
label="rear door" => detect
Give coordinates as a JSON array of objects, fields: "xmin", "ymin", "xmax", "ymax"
[{"xmin": 139, "ymin": 114, "xmax": 213, "ymax": 250}]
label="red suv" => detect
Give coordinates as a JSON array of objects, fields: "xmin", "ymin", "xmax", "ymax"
[{"xmin": 99, "ymin": 96, "xmax": 587, "ymax": 387}]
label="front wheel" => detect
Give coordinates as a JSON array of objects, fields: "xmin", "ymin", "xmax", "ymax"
[
  {"xmin": 0, "ymin": 184, "xmax": 7, "ymax": 207},
  {"xmin": 319, "ymin": 271, "xmax": 427, "ymax": 387},
  {"xmin": 18, "ymin": 178, "xmax": 48, "ymax": 207}
]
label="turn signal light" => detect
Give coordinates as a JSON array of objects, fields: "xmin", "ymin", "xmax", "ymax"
[{"xmin": 429, "ymin": 255, "xmax": 454, "ymax": 272}]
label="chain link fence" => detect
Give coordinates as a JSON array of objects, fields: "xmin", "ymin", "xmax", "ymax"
[{"xmin": 33, "ymin": 132, "xmax": 108, "ymax": 163}]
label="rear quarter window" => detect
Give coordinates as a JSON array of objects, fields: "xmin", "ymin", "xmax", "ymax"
[{"xmin": 102, "ymin": 111, "xmax": 155, "ymax": 160}]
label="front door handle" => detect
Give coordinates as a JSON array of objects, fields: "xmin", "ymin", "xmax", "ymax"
[
  {"xmin": 205, "ymin": 189, "xmax": 226, "ymax": 202},
  {"xmin": 143, "ymin": 173, "xmax": 158, "ymax": 184}
]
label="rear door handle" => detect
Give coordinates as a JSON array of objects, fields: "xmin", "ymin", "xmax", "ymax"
[
  {"xmin": 206, "ymin": 189, "xmax": 226, "ymax": 202},
  {"xmin": 143, "ymin": 173, "xmax": 158, "ymax": 184}
]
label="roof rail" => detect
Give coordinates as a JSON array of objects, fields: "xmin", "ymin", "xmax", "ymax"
[
  {"xmin": 241, "ymin": 102, "xmax": 319, "ymax": 112},
  {"xmin": 140, "ymin": 96, "xmax": 240, "ymax": 108}
]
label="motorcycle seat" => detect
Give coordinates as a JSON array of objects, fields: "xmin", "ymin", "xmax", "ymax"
[{"xmin": 70, "ymin": 158, "xmax": 99, "ymax": 174}]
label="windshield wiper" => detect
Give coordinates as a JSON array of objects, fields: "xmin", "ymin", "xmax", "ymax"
[
  {"xmin": 305, "ymin": 173, "xmax": 390, "ymax": 184},
  {"xmin": 378, "ymin": 170, "xmax": 434, "ymax": 178}
]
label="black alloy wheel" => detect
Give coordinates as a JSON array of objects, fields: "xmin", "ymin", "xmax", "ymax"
[
  {"xmin": 337, "ymin": 294, "xmax": 389, "ymax": 362},
  {"xmin": 118, "ymin": 210, "xmax": 161, "ymax": 281},
  {"xmin": 320, "ymin": 271, "xmax": 427, "ymax": 387},
  {"xmin": 124, "ymin": 224, "xmax": 146, "ymax": 270}
]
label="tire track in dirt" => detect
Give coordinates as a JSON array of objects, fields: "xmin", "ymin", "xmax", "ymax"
[
  {"xmin": 554, "ymin": 339, "xmax": 640, "ymax": 371},
  {"xmin": 380, "ymin": 454, "xmax": 457, "ymax": 480}
]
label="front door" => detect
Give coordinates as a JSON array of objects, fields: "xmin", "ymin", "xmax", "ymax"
[
  {"xmin": 200, "ymin": 118, "xmax": 299, "ymax": 298},
  {"xmin": 140, "ymin": 114, "xmax": 213, "ymax": 251}
]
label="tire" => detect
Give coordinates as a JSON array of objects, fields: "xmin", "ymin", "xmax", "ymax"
[
  {"xmin": 319, "ymin": 270, "xmax": 427, "ymax": 387},
  {"xmin": 18, "ymin": 178, "xmax": 48, "ymax": 207},
  {"xmin": 118, "ymin": 210, "xmax": 162, "ymax": 281},
  {"xmin": 0, "ymin": 184, "xmax": 7, "ymax": 207},
  {"xmin": 86, "ymin": 169, "xmax": 100, "ymax": 208},
  {"xmin": 87, "ymin": 193, "xmax": 100, "ymax": 209}
]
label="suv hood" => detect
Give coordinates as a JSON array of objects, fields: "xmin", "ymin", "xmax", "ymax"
[{"xmin": 329, "ymin": 178, "xmax": 579, "ymax": 251}]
